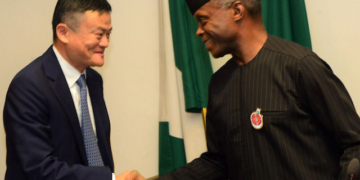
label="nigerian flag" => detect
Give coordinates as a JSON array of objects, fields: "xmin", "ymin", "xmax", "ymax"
[{"xmin": 158, "ymin": 0, "xmax": 212, "ymax": 176}]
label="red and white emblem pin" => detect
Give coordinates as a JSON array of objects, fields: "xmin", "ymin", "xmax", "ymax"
[{"xmin": 250, "ymin": 108, "xmax": 263, "ymax": 130}]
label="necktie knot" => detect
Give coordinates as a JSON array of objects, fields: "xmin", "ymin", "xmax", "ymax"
[{"xmin": 76, "ymin": 74, "xmax": 86, "ymax": 88}]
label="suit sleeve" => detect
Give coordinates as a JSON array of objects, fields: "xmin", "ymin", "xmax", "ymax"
[
  {"xmin": 298, "ymin": 55, "xmax": 360, "ymax": 179},
  {"xmin": 158, "ymin": 78, "xmax": 228, "ymax": 180},
  {"xmin": 3, "ymin": 75, "xmax": 112, "ymax": 180}
]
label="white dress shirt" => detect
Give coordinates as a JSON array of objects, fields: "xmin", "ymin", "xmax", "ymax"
[{"xmin": 53, "ymin": 46, "xmax": 97, "ymax": 133}]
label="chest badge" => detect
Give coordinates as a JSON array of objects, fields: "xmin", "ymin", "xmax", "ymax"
[{"xmin": 250, "ymin": 108, "xmax": 263, "ymax": 130}]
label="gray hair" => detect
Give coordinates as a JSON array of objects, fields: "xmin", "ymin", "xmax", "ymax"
[{"xmin": 210, "ymin": 0, "xmax": 261, "ymax": 16}]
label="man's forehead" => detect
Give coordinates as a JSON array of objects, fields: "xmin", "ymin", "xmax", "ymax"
[
  {"xmin": 81, "ymin": 11, "xmax": 112, "ymax": 30},
  {"xmin": 185, "ymin": 0, "xmax": 210, "ymax": 15},
  {"xmin": 194, "ymin": 2, "xmax": 221, "ymax": 17}
]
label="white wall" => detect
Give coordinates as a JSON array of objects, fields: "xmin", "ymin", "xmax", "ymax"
[
  {"xmin": 98, "ymin": 1, "xmax": 160, "ymax": 177},
  {"xmin": 305, "ymin": 0, "xmax": 360, "ymax": 113},
  {"xmin": 0, "ymin": 0, "xmax": 359, "ymax": 179}
]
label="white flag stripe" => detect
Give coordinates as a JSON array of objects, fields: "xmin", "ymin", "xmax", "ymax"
[
  {"xmin": 160, "ymin": 0, "xmax": 184, "ymax": 139},
  {"xmin": 176, "ymin": 69, "xmax": 207, "ymax": 162},
  {"xmin": 161, "ymin": 0, "xmax": 207, "ymax": 162}
]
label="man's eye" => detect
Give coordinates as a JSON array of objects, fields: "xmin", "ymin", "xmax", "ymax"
[{"xmin": 199, "ymin": 18, "xmax": 207, "ymax": 24}]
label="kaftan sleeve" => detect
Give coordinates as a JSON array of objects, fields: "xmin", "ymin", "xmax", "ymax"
[
  {"xmin": 298, "ymin": 55, "xmax": 360, "ymax": 179},
  {"xmin": 157, "ymin": 78, "xmax": 228, "ymax": 180}
]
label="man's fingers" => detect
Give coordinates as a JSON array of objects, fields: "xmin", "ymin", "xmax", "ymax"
[
  {"xmin": 115, "ymin": 170, "xmax": 130, "ymax": 180},
  {"xmin": 125, "ymin": 170, "xmax": 145, "ymax": 180}
]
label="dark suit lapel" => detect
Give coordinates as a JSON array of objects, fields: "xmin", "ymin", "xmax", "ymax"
[
  {"xmin": 86, "ymin": 69, "xmax": 112, "ymax": 167},
  {"xmin": 86, "ymin": 70, "xmax": 104, "ymax": 136},
  {"xmin": 42, "ymin": 46, "xmax": 88, "ymax": 164}
]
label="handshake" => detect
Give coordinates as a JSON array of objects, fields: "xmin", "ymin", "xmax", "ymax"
[{"xmin": 116, "ymin": 170, "xmax": 146, "ymax": 180}]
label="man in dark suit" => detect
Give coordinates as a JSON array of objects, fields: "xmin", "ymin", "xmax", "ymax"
[
  {"xmin": 3, "ymin": 0, "xmax": 144, "ymax": 180},
  {"xmin": 158, "ymin": 0, "xmax": 360, "ymax": 179}
]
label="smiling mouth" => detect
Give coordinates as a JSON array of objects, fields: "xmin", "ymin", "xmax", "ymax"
[{"xmin": 204, "ymin": 39, "xmax": 212, "ymax": 46}]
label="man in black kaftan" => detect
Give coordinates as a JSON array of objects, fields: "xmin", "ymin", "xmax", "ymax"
[{"xmin": 158, "ymin": 0, "xmax": 360, "ymax": 179}]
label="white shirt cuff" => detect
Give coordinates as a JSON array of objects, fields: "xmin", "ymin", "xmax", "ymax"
[{"xmin": 112, "ymin": 173, "xmax": 116, "ymax": 180}]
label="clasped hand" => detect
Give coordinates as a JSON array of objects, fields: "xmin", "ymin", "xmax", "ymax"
[{"xmin": 116, "ymin": 170, "xmax": 146, "ymax": 180}]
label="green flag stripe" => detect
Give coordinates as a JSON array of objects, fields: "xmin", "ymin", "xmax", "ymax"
[
  {"xmin": 288, "ymin": 0, "xmax": 312, "ymax": 50},
  {"xmin": 262, "ymin": 0, "xmax": 312, "ymax": 50},
  {"xmin": 159, "ymin": 122, "xmax": 187, "ymax": 175},
  {"xmin": 168, "ymin": 0, "xmax": 213, "ymax": 113}
]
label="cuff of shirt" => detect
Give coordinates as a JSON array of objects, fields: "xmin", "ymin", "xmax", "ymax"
[{"xmin": 112, "ymin": 173, "xmax": 115, "ymax": 180}]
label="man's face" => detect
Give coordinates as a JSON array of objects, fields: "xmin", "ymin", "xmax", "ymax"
[
  {"xmin": 66, "ymin": 11, "xmax": 112, "ymax": 72},
  {"xmin": 194, "ymin": 3, "xmax": 237, "ymax": 58}
]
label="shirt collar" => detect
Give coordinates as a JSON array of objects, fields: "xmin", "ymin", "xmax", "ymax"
[{"xmin": 53, "ymin": 45, "xmax": 86, "ymax": 88}]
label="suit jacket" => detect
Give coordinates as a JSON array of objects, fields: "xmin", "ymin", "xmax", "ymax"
[
  {"xmin": 158, "ymin": 35, "xmax": 360, "ymax": 180},
  {"xmin": 3, "ymin": 46, "xmax": 114, "ymax": 180}
]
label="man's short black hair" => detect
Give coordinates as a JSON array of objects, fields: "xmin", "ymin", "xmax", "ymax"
[{"xmin": 52, "ymin": 0, "xmax": 112, "ymax": 41}]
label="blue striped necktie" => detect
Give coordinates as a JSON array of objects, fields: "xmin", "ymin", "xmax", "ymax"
[{"xmin": 76, "ymin": 74, "xmax": 104, "ymax": 166}]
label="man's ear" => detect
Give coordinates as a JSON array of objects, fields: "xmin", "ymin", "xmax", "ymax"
[
  {"xmin": 232, "ymin": 1, "xmax": 245, "ymax": 21},
  {"xmin": 56, "ymin": 23, "xmax": 70, "ymax": 43}
]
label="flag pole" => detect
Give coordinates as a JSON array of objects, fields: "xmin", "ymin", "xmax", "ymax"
[{"xmin": 201, "ymin": 108, "xmax": 207, "ymax": 142}]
